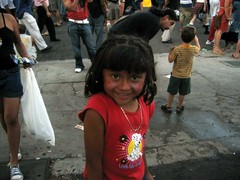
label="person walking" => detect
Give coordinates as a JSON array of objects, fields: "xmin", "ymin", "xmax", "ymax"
[
  {"xmin": 161, "ymin": 26, "xmax": 200, "ymax": 113},
  {"xmin": 79, "ymin": 35, "xmax": 157, "ymax": 179},
  {"xmin": 15, "ymin": 0, "xmax": 52, "ymax": 52},
  {"xmin": 88, "ymin": 0, "xmax": 108, "ymax": 50},
  {"xmin": 49, "ymin": 0, "xmax": 62, "ymax": 27},
  {"xmin": 205, "ymin": 0, "xmax": 220, "ymax": 45},
  {"xmin": 179, "ymin": 0, "xmax": 193, "ymax": 31},
  {"xmin": 212, "ymin": 0, "xmax": 232, "ymax": 55},
  {"xmin": 63, "ymin": 0, "xmax": 96, "ymax": 73},
  {"xmin": 34, "ymin": 0, "xmax": 60, "ymax": 42},
  {"xmin": 0, "ymin": 12, "xmax": 33, "ymax": 180},
  {"xmin": 231, "ymin": 0, "xmax": 240, "ymax": 59},
  {"xmin": 107, "ymin": 0, "xmax": 120, "ymax": 25},
  {"xmin": 108, "ymin": 6, "xmax": 178, "ymax": 43}
]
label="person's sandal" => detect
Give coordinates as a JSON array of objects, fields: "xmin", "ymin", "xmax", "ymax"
[
  {"xmin": 213, "ymin": 48, "xmax": 224, "ymax": 55},
  {"xmin": 232, "ymin": 54, "xmax": 238, "ymax": 59},
  {"xmin": 176, "ymin": 106, "xmax": 184, "ymax": 114},
  {"xmin": 161, "ymin": 104, "xmax": 172, "ymax": 113}
]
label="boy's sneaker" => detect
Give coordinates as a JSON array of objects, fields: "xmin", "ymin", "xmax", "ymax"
[
  {"xmin": 161, "ymin": 105, "xmax": 172, "ymax": 113},
  {"xmin": 10, "ymin": 165, "xmax": 23, "ymax": 180},
  {"xmin": 176, "ymin": 106, "xmax": 184, "ymax": 114}
]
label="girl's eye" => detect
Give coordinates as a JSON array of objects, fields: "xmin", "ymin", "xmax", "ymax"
[
  {"xmin": 112, "ymin": 74, "xmax": 119, "ymax": 79},
  {"xmin": 131, "ymin": 75, "xmax": 140, "ymax": 81}
]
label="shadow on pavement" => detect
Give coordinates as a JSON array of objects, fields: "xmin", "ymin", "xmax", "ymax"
[{"xmin": 149, "ymin": 153, "xmax": 240, "ymax": 180}]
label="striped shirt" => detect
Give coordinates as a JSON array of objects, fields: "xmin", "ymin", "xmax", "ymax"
[{"xmin": 169, "ymin": 44, "xmax": 200, "ymax": 78}]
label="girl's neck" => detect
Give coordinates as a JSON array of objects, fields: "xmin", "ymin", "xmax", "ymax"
[{"xmin": 118, "ymin": 99, "xmax": 139, "ymax": 113}]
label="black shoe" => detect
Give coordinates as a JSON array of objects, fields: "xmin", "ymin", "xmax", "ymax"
[
  {"xmin": 162, "ymin": 39, "xmax": 173, "ymax": 44},
  {"xmin": 50, "ymin": 38, "xmax": 61, "ymax": 42},
  {"xmin": 161, "ymin": 105, "xmax": 172, "ymax": 113},
  {"xmin": 204, "ymin": 30, "xmax": 210, "ymax": 34},
  {"xmin": 40, "ymin": 46, "xmax": 52, "ymax": 52},
  {"xmin": 176, "ymin": 106, "xmax": 184, "ymax": 114}
]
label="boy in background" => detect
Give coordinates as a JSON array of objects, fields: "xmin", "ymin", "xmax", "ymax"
[{"xmin": 161, "ymin": 25, "xmax": 200, "ymax": 114}]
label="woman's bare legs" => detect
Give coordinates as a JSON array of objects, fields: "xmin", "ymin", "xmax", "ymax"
[{"xmin": 0, "ymin": 98, "xmax": 21, "ymax": 166}]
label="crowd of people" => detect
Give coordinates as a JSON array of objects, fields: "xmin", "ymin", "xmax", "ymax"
[{"xmin": 0, "ymin": 0, "xmax": 239, "ymax": 180}]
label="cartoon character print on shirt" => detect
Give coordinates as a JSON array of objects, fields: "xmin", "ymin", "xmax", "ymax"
[{"xmin": 117, "ymin": 132, "xmax": 146, "ymax": 169}]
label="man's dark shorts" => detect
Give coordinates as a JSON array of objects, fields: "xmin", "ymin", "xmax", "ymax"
[
  {"xmin": 167, "ymin": 75, "xmax": 191, "ymax": 95},
  {"xmin": 0, "ymin": 66, "xmax": 23, "ymax": 98}
]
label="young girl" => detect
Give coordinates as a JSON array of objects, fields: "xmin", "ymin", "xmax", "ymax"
[{"xmin": 79, "ymin": 35, "xmax": 157, "ymax": 180}]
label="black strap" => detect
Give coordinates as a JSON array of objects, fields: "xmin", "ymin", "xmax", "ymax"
[{"xmin": 1, "ymin": 12, "xmax": 6, "ymax": 27}]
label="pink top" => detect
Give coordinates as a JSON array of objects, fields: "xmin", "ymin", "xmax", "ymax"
[{"xmin": 34, "ymin": 0, "xmax": 49, "ymax": 7}]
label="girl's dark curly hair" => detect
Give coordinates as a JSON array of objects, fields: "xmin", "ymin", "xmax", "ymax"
[{"xmin": 84, "ymin": 35, "xmax": 157, "ymax": 104}]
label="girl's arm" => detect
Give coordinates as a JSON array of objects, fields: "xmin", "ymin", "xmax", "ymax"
[
  {"xmin": 84, "ymin": 109, "xmax": 105, "ymax": 180},
  {"xmin": 143, "ymin": 151, "xmax": 154, "ymax": 180}
]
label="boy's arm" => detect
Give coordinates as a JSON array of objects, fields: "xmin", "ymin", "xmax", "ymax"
[
  {"xmin": 193, "ymin": 35, "xmax": 201, "ymax": 53},
  {"xmin": 168, "ymin": 46, "xmax": 175, "ymax": 63},
  {"xmin": 84, "ymin": 109, "xmax": 104, "ymax": 180}
]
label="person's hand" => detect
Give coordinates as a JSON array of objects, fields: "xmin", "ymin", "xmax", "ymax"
[
  {"xmin": 22, "ymin": 57, "xmax": 34, "ymax": 69},
  {"xmin": 170, "ymin": 46, "xmax": 175, "ymax": 52},
  {"xmin": 46, "ymin": 11, "xmax": 51, "ymax": 17}
]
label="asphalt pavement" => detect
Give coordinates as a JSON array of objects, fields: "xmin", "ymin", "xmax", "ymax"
[{"xmin": 0, "ymin": 19, "xmax": 240, "ymax": 180}]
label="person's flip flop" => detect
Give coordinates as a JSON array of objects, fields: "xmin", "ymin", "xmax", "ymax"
[
  {"xmin": 213, "ymin": 49, "xmax": 224, "ymax": 55},
  {"xmin": 232, "ymin": 54, "xmax": 238, "ymax": 59}
]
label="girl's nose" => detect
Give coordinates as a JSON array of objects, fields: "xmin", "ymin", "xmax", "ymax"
[{"xmin": 119, "ymin": 79, "xmax": 131, "ymax": 90}]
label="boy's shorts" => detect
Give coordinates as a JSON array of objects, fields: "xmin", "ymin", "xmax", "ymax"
[
  {"xmin": 167, "ymin": 76, "xmax": 191, "ymax": 96},
  {"xmin": 0, "ymin": 66, "xmax": 23, "ymax": 98}
]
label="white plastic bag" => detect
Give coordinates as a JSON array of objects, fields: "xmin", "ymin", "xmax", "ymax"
[{"xmin": 21, "ymin": 68, "xmax": 55, "ymax": 146}]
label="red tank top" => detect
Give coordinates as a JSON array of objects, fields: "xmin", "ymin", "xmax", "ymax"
[{"xmin": 67, "ymin": 0, "xmax": 88, "ymax": 20}]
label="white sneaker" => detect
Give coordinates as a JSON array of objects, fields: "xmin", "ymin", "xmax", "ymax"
[
  {"xmin": 10, "ymin": 165, "xmax": 23, "ymax": 180},
  {"xmin": 75, "ymin": 68, "xmax": 82, "ymax": 73},
  {"xmin": 206, "ymin": 40, "xmax": 214, "ymax": 45},
  {"xmin": 18, "ymin": 149, "xmax": 22, "ymax": 161}
]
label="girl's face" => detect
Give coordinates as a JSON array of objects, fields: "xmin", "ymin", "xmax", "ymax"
[{"xmin": 103, "ymin": 69, "xmax": 146, "ymax": 108}]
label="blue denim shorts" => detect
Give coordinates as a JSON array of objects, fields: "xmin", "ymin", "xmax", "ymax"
[{"xmin": 0, "ymin": 66, "xmax": 23, "ymax": 98}]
